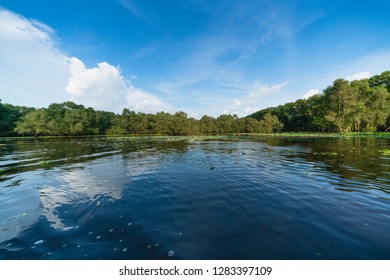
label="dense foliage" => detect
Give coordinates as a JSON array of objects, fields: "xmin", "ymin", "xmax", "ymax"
[
  {"xmin": 1, "ymin": 102, "xmax": 282, "ymax": 137},
  {"xmin": 1, "ymin": 71, "xmax": 389, "ymax": 137},
  {"xmin": 249, "ymin": 71, "xmax": 390, "ymax": 132}
]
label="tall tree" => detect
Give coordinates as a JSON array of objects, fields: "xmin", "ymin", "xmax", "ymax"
[{"xmin": 323, "ymin": 79, "xmax": 357, "ymax": 132}]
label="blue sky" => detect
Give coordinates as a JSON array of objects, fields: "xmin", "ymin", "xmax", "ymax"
[{"xmin": 1, "ymin": 0, "xmax": 390, "ymax": 117}]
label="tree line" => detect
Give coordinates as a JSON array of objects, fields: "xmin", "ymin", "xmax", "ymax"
[
  {"xmin": 1, "ymin": 70, "xmax": 389, "ymax": 137},
  {"xmin": 249, "ymin": 71, "xmax": 390, "ymax": 132},
  {"xmin": 0, "ymin": 101, "xmax": 283, "ymax": 137}
]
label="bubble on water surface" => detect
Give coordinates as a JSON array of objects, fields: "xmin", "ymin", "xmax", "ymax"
[
  {"xmin": 34, "ymin": 240, "xmax": 44, "ymax": 245},
  {"xmin": 168, "ymin": 250, "xmax": 175, "ymax": 257},
  {"xmin": 123, "ymin": 248, "xmax": 128, "ymax": 252},
  {"xmin": 109, "ymin": 228, "xmax": 114, "ymax": 232}
]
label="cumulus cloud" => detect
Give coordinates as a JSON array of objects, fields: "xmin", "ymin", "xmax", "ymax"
[
  {"xmin": 66, "ymin": 57, "xmax": 171, "ymax": 113},
  {"xmin": 0, "ymin": 8, "xmax": 69, "ymax": 106},
  {"xmin": 346, "ymin": 71, "xmax": 370, "ymax": 81},
  {"xmin": 0, "ymin": 8, "xmax": 171, "ymax": 113},
  {"xmin": 66, "ymin": 57, "xmax": 128, "ymax": 112},
  {"xmin": 302, "ymin": 88, "xmax": 320, "ymax": 99}
]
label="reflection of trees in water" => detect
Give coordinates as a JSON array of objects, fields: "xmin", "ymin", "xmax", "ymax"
[
  {"xmin": 235, "ymin": 136, "xmax": 390, "ymax": 195},
  {"xmin": 0, "ymin": 138, "xmax": 190, "ymax": 179},
  {"xmin": 270, "ymin": 137, "xmax": 390, "ymax": 195}
]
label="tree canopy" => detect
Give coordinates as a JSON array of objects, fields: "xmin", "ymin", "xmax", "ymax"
[
  {"xmin": 1, "ymin": 70, "xmax": 389, "ymax": 137},
  {"xmin": 249, "ymin": 71, "xmax": 390, "ymax": 133}
]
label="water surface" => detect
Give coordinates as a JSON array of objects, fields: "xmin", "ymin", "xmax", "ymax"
[{"xmin": 0, "ymin": 136, "xmax": 389, "ymax": 259}]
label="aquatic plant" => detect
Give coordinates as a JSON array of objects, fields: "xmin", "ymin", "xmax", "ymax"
[
  {"xmin": 380, "ymin": 149, "xmax": 390, "ymax": 156},
  {"xmin": 40, "ymin": 160, "xmax": 50, "ymax": 166}
]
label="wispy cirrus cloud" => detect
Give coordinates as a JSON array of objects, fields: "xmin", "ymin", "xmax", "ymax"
[
  {"xmin": 148, "ymin": 1, "xmax": 324, "ymax": 116},
  {"xmin": 116, "ymin": 0, "xmax": 143, "ymax": 18},
  {"xmin": 222, "ymin": 80, "xmax": 289, "ymax": 116},
  {"xmin": 249, "ymin": 81, "xmax": 288, "ymax": 98}
]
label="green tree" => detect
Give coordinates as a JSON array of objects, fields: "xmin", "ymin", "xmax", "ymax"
[
  {"xmin": 323, "ymin": 79, "xmax": 357, "ymax": 132},
  {"xmin": 369, "ymin": 70, "xmax": 390, "ymax": 93},
  {"xmin": 216, "ymin": 114, "xmax": 235, "ymax": 133},
  {"xmin": 258, "ymin": 113, "xmax": 283, "ymax": 133},
  {"xmin": 362, "ymin": 86, "xmax": 390, "ymax": 131},
  {"xmin": 242, "ymin": 118, "xmax": 261, "ymax": 133},
  {"xmin": 14, "ymin": 109, "xmax": 50, "ymax": 137},
  {"xmin": 199, "ymin": 115, "xmax": 217, "ymax": 134}
]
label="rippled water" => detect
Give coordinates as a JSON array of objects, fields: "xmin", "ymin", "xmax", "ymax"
[{"xmin": 0, "ymin": 136, "xmax": 389, "ymax": 259}]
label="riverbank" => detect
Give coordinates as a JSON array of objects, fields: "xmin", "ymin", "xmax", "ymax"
[{"xmin": 1, "ymin": 132, "xmax": 390, "ymax": 141}]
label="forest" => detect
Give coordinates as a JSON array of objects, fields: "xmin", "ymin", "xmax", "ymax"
[{"xmin": 1, "ymin": 71, "xmax": 389, "ymax": 137}]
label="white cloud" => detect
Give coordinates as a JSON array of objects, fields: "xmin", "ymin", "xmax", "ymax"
[
  {"xmin": 0, "ymin": 8, "xmax": 69, "ymax": 106},
  {"xmin": 302, "ymin": 88, "xmax": 320, "ymax": 99},
  {"xmin": 0, "ymin": 8, "xmax": 171, "ymax": 113},
  {"xmin": 233, "ymin": 99, "xmax": 241, "ymax": 108},
  {"xmin": 249, "ymin": 81, "xmax": 288, "ymax": 98},
  {"xmin": 346, "ymin": 71, "xmax": 370, "ymax": 81},
  {"xmin": 220, "ymin": 80, "xmax": 288, "ymax": 117},
  {"xmin": 66, "ymin": 57, "xmax": 171, "ymax": 113},
  {"xmin": 126, "ymin": 86, "xmax": 172, "ymax": 113},
  {"xmin": 66, "ymin": 57, "xmax": 128, "ymax": 112}
]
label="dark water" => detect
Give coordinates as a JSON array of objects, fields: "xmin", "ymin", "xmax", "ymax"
[{"xmin": 0, "ymin": 136, "xmax": 389, "ymax": 260}]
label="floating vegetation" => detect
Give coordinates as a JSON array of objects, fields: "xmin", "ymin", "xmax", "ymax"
[
  {"xmin": 279, "ymin": 149, "xmax": 296, "ymax": 154},
  {"xmin": 380, "ymin": 149, "xmax": 390, "ymax": 156},
  {"xmin": 40, "ymin": 160, "xmax": 51, "ymax": 166},
  {"xmin": 312, "ymin": 152, "xmax": 338, "ymax": 156}
]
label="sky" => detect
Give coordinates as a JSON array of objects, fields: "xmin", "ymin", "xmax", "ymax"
[{"xmin": 1, "ymin": 0, "xmax": 390, "ymax": 117}]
